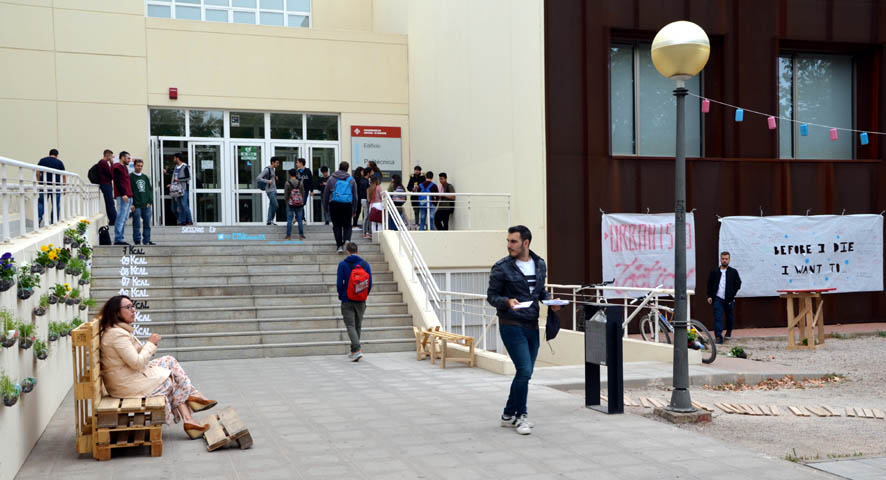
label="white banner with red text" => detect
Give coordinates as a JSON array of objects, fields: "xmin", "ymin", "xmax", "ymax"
[
  {"xmin": 718, "ymin": 215, "xmax": 884, "ymax": 297},
  {"xmin": 601, "ymin": 213, "xmax": 696, "ymax": 298}
]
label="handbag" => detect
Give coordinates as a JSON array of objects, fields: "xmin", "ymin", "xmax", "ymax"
[
  {"xmin": 169, "ymin": 182, "xmax": 184, "ymax": 198},
  {"xmin": 368, "ymin": 206, "xmax": 383, "ymax": 223}
]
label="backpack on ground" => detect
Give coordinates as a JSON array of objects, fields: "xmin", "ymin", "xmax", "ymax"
[
  {"xmin": 392, "ymin": 185, "xmax": 406, "ymax": 206},
  {"xmin": 417, "ymin": 182, "xmax": 432, "ymax": 208},
  {"xmin": 254, "ymin": 166, "xmax": 273, "ymax": 190},
  {"xmin": 288, "ymin": 179, "xmax": 304, "ymax": 207},
  {"xmin": 331, "ymin": 176, "xmax": 353, "ymax": 204},
  {"xmin": 87, "ymin": 162, "xmax": 101, "ymax": 184},
  {"xmin": 347, "ymin": 264, "xmax": 370, "ymax": 302},
  {"xmin": 98, "ymin": 226, "xmax": 111, "ymax": 245}
]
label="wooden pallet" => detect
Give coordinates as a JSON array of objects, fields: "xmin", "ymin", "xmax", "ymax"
[
  {"xmin": 203, "ymin": 407, "xmax": 253, "ymax": 452},
  {"xmin": 94, "ymin": 425, "xmax": 162, "ymax": 461},
  {"xmin": 96, "ymin": 396, "xmax": 166, "ymax": 428}
]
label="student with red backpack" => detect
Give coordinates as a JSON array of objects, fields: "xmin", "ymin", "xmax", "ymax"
[
  {"xmin": 284, "ymin": 168, "xmax": 306, "ymax": 241},
  {"xmin": 337, "ymin": 242, "xmax": 372, "ymax": 362}
]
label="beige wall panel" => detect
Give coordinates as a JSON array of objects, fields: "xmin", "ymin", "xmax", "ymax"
[
  {"xmin": 57, "ymin": 102, "xmax": 147, "ymax": 177},
  {"xmin": 0, "ymin": 99, "xmax": 58, "ymax": 162},
  {"xmin": 3, "ymin": 0, "xmax": 51, "ymax": 6},
  {"xmin": 146, "ymin": 94, "xmax": 407, "ymax": 115},
  {"xmin": 146, "ymin": 29, "xmax": 407, "ymax": 106},
  {"xmin": 0, "ymin": 48, "xmax": 56, "ymax": 101},
  {"xmin": 53, "ymin": 9, "xmax": 146, "ymax": 56},
  {"xmin": 145, "ymin": 18, "xmax": 406, "ymax": 44},
  {"xmin": 340, "ymin": 112, "xmax": 409, "ymax": 176},
  {"xmin": 56, "ymin": 53, "xmax": 147, "ymax": 104},
  {"xmin": 406, "ymin": 0, "xmax": 547, "ymax": 257},
  {"xmin": 313, "ymin": 0, "xmax": 372, "ymax": 31},
  {"xmin": 53, "ymin": 0, "xmax": 145, "ymax": 15},
  {"xmin": 0, "ymin": 3, "xmax": 53, "ymax": 50},
  {"xmin": 372, "ymin": 0, "xmax": 408, "ymax": 34}
]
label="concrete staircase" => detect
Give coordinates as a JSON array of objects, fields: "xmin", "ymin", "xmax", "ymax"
[{"xmin": 89, "ymin": 225, "xmax": 414, "ymax": 361}]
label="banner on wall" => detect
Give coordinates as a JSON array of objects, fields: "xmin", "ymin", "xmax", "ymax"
[
  {"xmin": 718, "ymin": 215, "xmax": 884, "ymax": 297},
  {"xmin": 350, "ymin": 126, "xmax": 402, "ymax": 175},
  {"xmin": 601, "ymin": 213, "xmax": 696, "ymax": 297}
]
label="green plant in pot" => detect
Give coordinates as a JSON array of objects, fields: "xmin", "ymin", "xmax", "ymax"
[
  {"xmin": 17, "ymin": 321, "xmax": 36, "ymax": 349},
  {"xmin": 33, "ymin": 244, "xmax": 54, "ymax": 272},
  {"xmin": 72, "ymin": 317, "xmax": 83, "ymax": 328},
  {"xmin": 60, "ymin": 321, "xmax": 72, "ymax": 337},
  {"xmin": 70, "ymin": 233, "xmax": 85, "ymax": 249},
  {"xmin": 49, "ymin": 283, "xmax": 66, "ymax": 304},
  {"xmin": 1, "ymin": 371, "xmax": 20, "ymax": 407},
  {"xmin": 1, "ymin": 310, "xmax": 18, "ymax": 348},
  {"xmin": 17, "ymin": 265, "xmax": 40, "ymax": 300},
  {"xmin": 77, "ymin": 219, "xmax": 89, "ymax": 235},
  {"xmin": 78, "ymin": 268, "xmax": 91, "ymax": 286},
  {"xmin": 63, "ymin": 283, "xmax": 75, "ymax": 305},
  {"xmin": 0, "ymin": 252, "xmax": 16, "ymax": 292},
  {"xmin": 34, "ymin": 339, "xmax": 48, "ymax": 360},
  {"xmin": 78, "ymin": 245, "xmax": 92, "ymax": 262},
  {"xmin": 70, "ymin": 287, "xmax": 82, "ymax": 305},
  {"xmin": 66, "ymin": 257, "xmax": 86, "ymax": 277},
  {"xmin": 63, "ymin": 228, "xmax": 78, "ymax": 245},
  {"xmin": 21, "ymin": 377, "xmax": 36, "ymax": 393},
  {"xmin": 47, "ymin": 322, "xmax": 60, "ymax": 342},
  {"xmin": 80, "ymin": 296, "xmax": 95, "ymax": 311},
  {"xmin": 55, "ymin": 247, "xmax": 72, "ymax": 271},
  {"xmin": 33, "ymin": 294, "xmax": 49, "ymax": 316}
]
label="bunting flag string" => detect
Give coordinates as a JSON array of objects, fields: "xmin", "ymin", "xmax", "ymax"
[{"xmin": 687, "ymin": 91, "xmax": 881, "ymax": 145}]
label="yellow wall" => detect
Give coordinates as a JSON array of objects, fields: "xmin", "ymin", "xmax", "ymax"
[{"xmin": 405, "ymin": 0, "xmax": 548, "ymax": 257}]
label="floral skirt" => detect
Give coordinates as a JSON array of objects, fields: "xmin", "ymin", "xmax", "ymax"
[{"xmin": 147, "ymin": 355, "xmax": 197, "ymax": 424}]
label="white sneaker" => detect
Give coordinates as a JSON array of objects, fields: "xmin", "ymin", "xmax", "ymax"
[
  {"xmin": 336, "ymin": 247, "xmax": 343, "ymax": 253},
  {"xmin": 500, "ymin": 415, "xmax": 516, "ymax": 427},
  {"xmin": 347, "ymin": 352, "xmax": 356, "ymax": 360},
  {"xmin": 352, "ymin": 226, "xmax": 362, "ymax": 231},
  {"xmin": 515, "ymin": 414, "xmax": 533, "ymax": 435},
  {"xmin": 352, "ymin": 351, "xmax": 363, "ymax": 362}
]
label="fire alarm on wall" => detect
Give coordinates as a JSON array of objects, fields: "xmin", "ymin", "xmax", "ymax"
[{"xmin": 169, "ymin": 87, "xmax": 178, "ymax": 100}]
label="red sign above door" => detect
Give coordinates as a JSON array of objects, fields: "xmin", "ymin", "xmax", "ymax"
[{"xmin": 351, "ymin": 126, "xmax": 401, "ymax": 138}]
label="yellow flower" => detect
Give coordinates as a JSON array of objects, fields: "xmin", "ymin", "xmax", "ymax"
[
  {"xmin": 64, "ymin": 283, "xmax": 70, "ymax": 290},
  {"xmin": 40, "ymin": 245, "xmax": 49, "ymax": 252},
  {"xmin": 48, "ymin": 253, "xmax": 58, "ymax": 261}
]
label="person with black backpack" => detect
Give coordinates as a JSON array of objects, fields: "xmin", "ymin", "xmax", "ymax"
[
  {"xmin": 93, "ymin": 149, "xmax": 116, "ymax": 225},
  {"xmin": 337, "ymin": 242, "xmax": 372, "ymax": 362},
  {"xmin": 322, "ymin": 161, "xmax": 358, "ymax": 253},
  {"xmin": 283, "ymin": 168, "xmax": 306, "ymax": 241},
  {"xmin": 257, "ymin": 157, "xmax": 281, "ymax": 225}
]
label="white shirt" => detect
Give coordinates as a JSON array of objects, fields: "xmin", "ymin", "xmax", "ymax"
[
  {"xmin": 516, "ymin": 259, "xmax": 536, "ymax": 293},
  {"xmin": 716, "ymin": 268, "xmax": 727, "ymax": 300}
]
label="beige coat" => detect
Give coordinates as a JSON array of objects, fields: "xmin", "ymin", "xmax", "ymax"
[{"xmin": 100, "ymin": 322, "xmax": 170, "ymax": 398}]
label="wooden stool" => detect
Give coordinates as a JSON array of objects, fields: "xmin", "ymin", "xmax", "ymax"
[
  {"xmin": 202, "ymin": 407, "xmax": 253, "ymax": 451},
  {"xmin": 778, "ymin": 288, "xmax": 835, "ymax": 350},
  {"xmin": 428, "ymin": 330, "xmax": 475, "ymax": 368}
]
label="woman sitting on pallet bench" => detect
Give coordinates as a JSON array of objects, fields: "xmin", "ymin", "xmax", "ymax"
[{"xmin": 99, "ymin": 295, "xmax": 217, "ymax": 439}]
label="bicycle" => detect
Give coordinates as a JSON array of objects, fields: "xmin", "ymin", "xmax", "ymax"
[{"xmin": 639, "ymin": 303, "xmax": 717, "ymax": 364}]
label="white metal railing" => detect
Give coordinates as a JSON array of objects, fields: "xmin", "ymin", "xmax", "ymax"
[
  {"xmin": 545, "ymin": 283, "xmax": 694, "ymax": 336},
  {"xmin": 435, "ymin": 290, "xmax": 503, "ymax": 353},
  {"xmin": 0, "ymin": 156, "xmax": 102, "ymax": 242},
  {"xmin": 380, "ymin": 191, "xmax": 511, "ymax": 231}
]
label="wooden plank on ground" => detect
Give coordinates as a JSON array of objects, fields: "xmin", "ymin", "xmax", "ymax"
[
  {"xmin": 714, "ymin": 403, "xmax": 734, "ymax": 413},
  {"xmin": 742, "ymin": 404, "xmax": 760, "ymax": 416},
  {"xmin": 863, "ymin": 408, "xmax": 875, "ymax": 419},
  {"xmin": 600, "ymin": 395, "xmax": 608, "ymax": 403},
  {"xmin": 203, "ymin": 414, "xmax": 229, "ymax": 452},
  {"xmin": 623, "ymin": 395, "xmax": 635, "ymax": 407},
  {"xmin": 649, "ymin": 398, "xmax": 666, "ymax": 408},
  {"xmin": 806, "ymin": 406, "xmax": 829, "ymax": 417},
  {"xmin": 725, "ymin": 403, "xmax": 744, "ymax": 414},
  {"xmin": 855, "ymin": 407, "xmax": 866, "ymax": 418},
  {"xmin": 770, "ymin": 405, "xmax": 780, "ymax": 416},
  {"xmin": 846, "ymin": 407, "xmax": 856, "ymax": 417},
  {"xmin": 788, "ymin": 406, "xmax": 809, "ymax": 417},
  {"xmin": 640, "ymin": 397, "xmax": 652, "ymax": 408},
  {"xmin": 872, "ymin": 409, "xmax": 885, "ymax": 420},
  {"xmin": 218, "ymin": 408, "xmax": 248, "ymax": 438},
  {"xmin": 823, "ymin": 406, "xmax": 840, "ymax": 417},
  {"xmin": 757, "ymin": 405, "xmax": 771, "ymax": 416}
]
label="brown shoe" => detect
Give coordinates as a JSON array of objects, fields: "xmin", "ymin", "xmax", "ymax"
[
  {"xmin": 187, "ymin": 396, "xmax": 218, "ymax": 413},
  {"xmin": 284, "ymin": 236, "xmax": 291, "ymax": 240},
  {"xmin": 184, "ymin": 421, "xmax": 209, "ymax": 439}
]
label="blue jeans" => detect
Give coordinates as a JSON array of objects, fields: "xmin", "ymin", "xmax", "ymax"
[
  {"xmin": 419, "ymin": 205, "xmax": 432, "ymax": 230},
  {"xmin": 712, "ymin": 297, "xmax": 735, "ymax": 338},
  {"xmin": 266, "ymin": 190, "xmax": 277, "ymax": 224},
  {"xmin": 173, "ymin": 190, "xmax": 192, "ymax": 224},
  {"xmin": 132, "ymin": 206, "xmax": 152, "ymax": 244},
  {"xmin": 499, "ymin": 325, "xmax": 540, "ymax": 417},
  {"xmin": 100, "ymin": 184, "xmax": 116, "ymax": 224},
  {"xmin": 114, "ymin": 197, "xmax": 132, "ymax": 243},
  {"xmin": 38, "ymin": 192, "xmax": 60, "ymax": 225},
  {"xmin": 286, "ymin": 205, "xmax": 304, "ymax": 237}
]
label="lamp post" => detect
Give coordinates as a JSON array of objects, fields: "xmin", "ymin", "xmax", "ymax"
[{"xmin": 651, "ymin": 21, "xmax": 710, "ymax": 413}]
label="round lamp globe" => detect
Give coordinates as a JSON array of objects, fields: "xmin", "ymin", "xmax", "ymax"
[{"xmin": 651, "ymin": 21, "xmax": 710, "ymax": 81}]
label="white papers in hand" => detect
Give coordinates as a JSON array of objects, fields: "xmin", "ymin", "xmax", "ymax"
[
  {"xmin": 512, "ymin": 301, "xmax": 533, "ymax": 310},
  {"xmin": 542, "ymin": 299, "xmax": 570, "ymax": 306}
]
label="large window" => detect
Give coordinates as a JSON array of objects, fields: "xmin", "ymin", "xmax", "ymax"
[
  {"xmin": 146, "ymin": 0, "xmax": 311, "ymax": 27},
  {"xmin": 779, "ymin": 54, "xmax": 853, "ymax": 159},
  {"xmin": 610, "ymin": 43, "xmax": 702, "ymax": 157}
]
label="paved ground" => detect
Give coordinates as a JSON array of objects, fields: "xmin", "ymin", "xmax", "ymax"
[
  {"xmin": 16, "ymin": 352, "xmax": 832, "ymax": 480},
  {"xmin": 809, "ymin": 457, "xmax": 886, "ymax": 480}
]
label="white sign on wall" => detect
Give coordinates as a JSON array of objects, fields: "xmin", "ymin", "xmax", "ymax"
[
  {"xmin": 719, "ymin": 215, "xmax": 884, "ymax": 297},
  {"xmin": 351, "ymin": 126, "xmax": 402, "ymax": 173},
  {"xmin": 601, "ymin": 213, "xmax": 696, "ymax": 297}
]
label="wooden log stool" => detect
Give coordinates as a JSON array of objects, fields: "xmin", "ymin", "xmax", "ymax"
[{"xmin": 778, "ymin": 288, "xmax": 835, "ymax": 350}]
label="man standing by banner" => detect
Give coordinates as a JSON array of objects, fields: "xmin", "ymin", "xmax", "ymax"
[{"xmin": 706, "ymin": 251, "xmax": 742, "ymax": 344}]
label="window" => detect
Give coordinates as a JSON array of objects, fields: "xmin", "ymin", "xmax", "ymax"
[
  {"xmin": 610, "ymin": 42, "xmax": 702, "ymax": 157},
  {"xmin": 229, "ymin": 112, "xmax": 265, "ymax": 138},
  {"xmin": 270, "ymin": 113, "xmax": 304, "ymax": 139},
  {"xmin": 150, "ymin": 109, "xmax": 186, "ymax": 136},
  {"xmin": 306, "ymin": 115, "xmax": 338, "ymax": 141},
  {"xmin": 779, "ymin": 54, "xmax": 853, "ymax": 159},
  {"xmin": 146, "ymin": 0, "xmax": 310, "ymax": 27},
  {"xmin": 189, "ymin": 110, "xmax": 224, "ymax": 137}
]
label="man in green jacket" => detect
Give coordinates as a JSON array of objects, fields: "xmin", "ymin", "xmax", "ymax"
[{"xmin": 129, "ymin": 159, "xmax": 155, "ymax": 245}]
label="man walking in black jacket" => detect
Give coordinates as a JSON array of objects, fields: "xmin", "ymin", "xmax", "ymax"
[
  {"xmin": 487, "ymin": 225, "xmax": 559, "ymax": 435},
  {"xmin": 706, "ymin": 251, "xmax": 742, "ymax": 344}
]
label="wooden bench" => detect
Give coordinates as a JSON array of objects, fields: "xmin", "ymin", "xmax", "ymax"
[
  {"xmin": 413, "ymin": 326, "xmax": 475, "ymax": 368},
  {"xmin": 72, "ymin": 318, "xmax": 166, "ymax": 461}
]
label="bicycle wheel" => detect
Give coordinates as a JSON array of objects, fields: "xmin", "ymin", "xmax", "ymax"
[
  {"xmin": 640, "ymin": 312, "xmax": 671, "ymax": 344},
  {"xmin": 689, "ymin": 319, "xmax": 717, "ymax": 364}
]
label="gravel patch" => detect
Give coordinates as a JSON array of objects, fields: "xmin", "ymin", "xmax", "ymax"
[{"xmin": 569, "ymin": 336, "xmax": 886, "ymax": 462}]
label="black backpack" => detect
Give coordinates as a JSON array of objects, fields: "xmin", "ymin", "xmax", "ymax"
[
  {"xmin": 98, "ymin": 226, "xmax": 111, "ymax": 245},
  {"xmin": 87, "ymin": 162, "xmax": 101, "ymax": 184}
]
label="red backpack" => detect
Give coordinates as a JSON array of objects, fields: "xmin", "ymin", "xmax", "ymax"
[{"xmin": 347, "ymin": 264, "xmax": 370, "ymax": 302}]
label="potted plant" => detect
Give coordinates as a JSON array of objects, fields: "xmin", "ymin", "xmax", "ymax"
[
  {"xmin": 33, "ymin": 245, "xmax": 54, "ymax": 273},
  {"xmin": 49, "ymin": 283, "xmax": 66, "ymax": 304},
  {"xmin": 47, "ymin": 322, "xmax": 59, "ymax": 342},
  {"xmin": 63, "ymin": 228, "xmax": 78, "ymax": 245},
  {"xmin": 77, "ymin": 219, "xmax": 90, "ymax": 235},
  {"xmin": 66, "ymin": 257, "xmax": 85, "ymax": 276},
  {"xmin": 55, "ymin": 247, "xmax": 72, "ymax": 271},
  {"xmin": 1, "ymin": 371, "xmax": 20, "ymax": 407},
  {"xmin": 70, "ymin": 233, "xmax": 85, "ymax": 249},
  {"xmin": 0, "ymin": 252, "xmax": 15, "ymax": 292},
  {"xmin": 46, "ymin": 246, "xmax": 59, "ymax": 268},
  {"xmin": 80, "ymin": 297, "xmax": 96, "ymax": 312},
  {"xmin": 21, "ymin": 377, "xmax": 36, "ymax": 393},
  {"xmin": 64, "ymin": 283, "xmax": 75, "ymax": 305},
  {"xmin": 72, "ymin": 317, "xmax": 83, "ymax": 329},
  {"xmin": 17, "ymin": 321, "xmax": 36, "ymax": 349},
  {"xmin": 34, "ymin": 339, "xmax": 48, "ymax": 360},
  {"xmin": 33, "ymin": 294, "xmax": 49, "ymax": 316},
  {"xmin": 78, "ymin": 268, "xmax": 91, "ymax": 286},
  {"xmin": 70, "ymin": 287, "xmax": 82, "ymax": 305},
  {"xmin": 78, "ymin": 245, "xmax": 92, "ymax": 262},
  {"xmin": 1, "ymin": 311, "xmax": 18, "ymax": 348},
  {"xmin": 59, "ymin": 321, "xmax": 71, "ymax": 337},
  {"xmin": 17, "ymin": 265, "xmax": 40, "ymax": 300}
]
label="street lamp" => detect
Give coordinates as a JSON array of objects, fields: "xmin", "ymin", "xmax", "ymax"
[{"xmin": 651, "ymin": 21, "xmax": 710, "ymax": 413}]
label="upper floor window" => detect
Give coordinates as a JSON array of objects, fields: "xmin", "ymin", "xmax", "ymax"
[
  {"xmin": 779, "ymin": 54, "xmax": 853, "ymax": 159},
  {"xmin": 146, "ymin": 0, "xmax": 311, "ymax": 28},
  {"xmin": 610, "ymin": 42, "xmax": 702, "ymax": 157}
]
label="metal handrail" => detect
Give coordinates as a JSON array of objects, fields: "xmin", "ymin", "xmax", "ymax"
[
  {"xmin": 0, "ymin": 156, "xmax": 102, "ymax": 242},
  {"xmin": 380, "ymin": 191, "xmax": 511, "ymax": 230},
  {"xmin": 436, "ymin": 290, "xmax": 502, "ymax": 353}
]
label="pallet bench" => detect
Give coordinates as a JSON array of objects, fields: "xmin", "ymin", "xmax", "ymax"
[
  {"xmin": 203, "ymin": 407, "xmax": 253, "ymax": 452},
  {"xmin": 413, "ymin": 326, "xmax": 475, "ymax": 368},
  {"xmin": 72, "ymin": 318, "xmax": 167, "ymax": 461}
]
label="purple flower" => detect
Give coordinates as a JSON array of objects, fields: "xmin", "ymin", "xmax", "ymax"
[{"xmin": 1, "ymin": 252, "xmax": 11, "ymax": 260}]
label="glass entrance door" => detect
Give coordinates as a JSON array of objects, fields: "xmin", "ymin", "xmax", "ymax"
[
  {"xmin": 189, "ymin": 143, "xmax": 223, "ymax": 224},
  {"xmin": 271, "ymin": 144, "xmax": 301, "ymax": 224},
  {"xmin": 232, "ymin": 143, "xmax": 265, "ymax": 224},
  {"xmin": 308, "ymin": 146, "xmax": 338, "ymax": 224}
]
